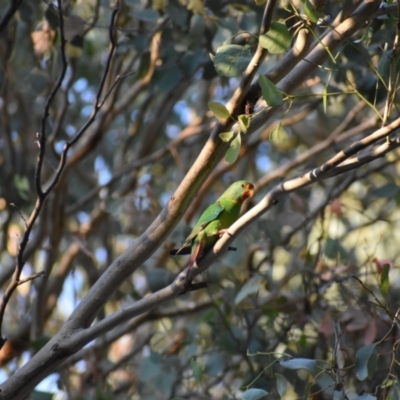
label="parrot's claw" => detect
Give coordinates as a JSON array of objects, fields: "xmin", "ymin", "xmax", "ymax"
[{"xmin": 218, "ymin": 229, "xmax": 231, "ymax": 237}]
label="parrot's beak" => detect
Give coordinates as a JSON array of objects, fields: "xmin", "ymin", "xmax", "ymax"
[{"xmin": 243, "ymin": 183, "xmax": 255, "ymax": 200}]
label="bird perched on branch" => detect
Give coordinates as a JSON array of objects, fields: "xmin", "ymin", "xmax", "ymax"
[{"xmin": 170, "ymin": 180, "xmax": 255, "ymax": 287}]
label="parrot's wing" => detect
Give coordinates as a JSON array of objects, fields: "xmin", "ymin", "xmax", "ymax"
[{"xmin": 174, "ymin": 201, "xmax": 224, "ymax": 255}]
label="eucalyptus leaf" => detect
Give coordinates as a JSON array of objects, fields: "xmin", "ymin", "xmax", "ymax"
[
  {"xmin": 234, "ymin": 278, "xmax": 260, "ymax": 304},
  {"xmin": 380, "ymin": 263, "xmax": 390, "ymax": 300},
  {"xmin": 355, "ymin": 343, "xmax": 378, "ymax": 381},
  {"xmin": 258, "ymin": 75, "xmax": 283, "ymax": 106},
  {"xmin": 214, "ymin": 44, "xmax": 252, "ymax": 77},
  {"xmin": 270, "ymin": 123, "xmax": 288, "ymax": 146},
  {"xmin": 280, "ymin": 358, "xmax": 316, "ymax": 373},
  {"xmin": 190, "ymin": 358, "xmax": 203, "ymax": 382},
  {"xmin": 242, "ymin": 388, "xmax": 268, "ymax": 400},
  {"xmin": 303, "ymin": 0, "xmax": 319, "ymax": 23},
  {"xmin": 208, "ymin": 101, "xmax": 230, "ymax": 120},
  {"xmin": 225, "ymin": 133, "xmax": 241, "ymax": 163},
  {"xmin": 238, "ymin": 114, "xmax": 250, "ymax": 133},
  {"xmin": 219, "ymin": 131, "xmax": 234, "ymax": 142},
  {"xmin": 275, "ymin": 373, "xmax": 289, "ymax": 397},
  {"xmin": 32, "ymin": 391, "xmax": 54, "ymax": 400},
  {"xmin": 259, "ymin": 22, "xmax": 291, "ymax": 54}
]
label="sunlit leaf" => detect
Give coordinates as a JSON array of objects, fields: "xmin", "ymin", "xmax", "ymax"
[
  {"xmin": 208, "ymin": 101, "xmax": 230, "ymax": 120},
  {"xmin": 355, "ymin": 343, "xmax": 377, "ymax": 381},
  {"xmin": 270, "ymin": 123, "xmax": 288, "ymax": 146},
  {"xmin": 259, "ymin": 21, "xmax": 291, "ymax": 54},
  {"xmin": 303, "ymin": 0, "xmax": 319, "ymax": 23},
  {"xmin": 280, "ymin": 358, "xmax": 316, "ymax": 373},
  {"xmin": 214, "ymin": 44, "xmax": 252, "ymax": 77},
  {"xmin": 255, "ymin": 0, "xmax": 267, "ymax": 5},
  {"xmin": 225, "ymin": 133, "xmax": 241, "ymax": 163},
  {"xmin": 242, "ymin": 388, "xmax": 268, "ymax": 400},
  {"xmin": 258, "ymin": 75, "xmax": 283, "ymax": 106},
  {"xmin": 238, "ymin": 114, "xmax": 250, "ymax": 133},
  {"xmin": 219, "ymin": 131, "xmax": 234, "ymax": 142}
]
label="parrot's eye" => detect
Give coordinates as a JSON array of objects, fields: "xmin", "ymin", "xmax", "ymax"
[{"xmin": 241, "ymin": 184, "xmax": 245, "ymax": 188}]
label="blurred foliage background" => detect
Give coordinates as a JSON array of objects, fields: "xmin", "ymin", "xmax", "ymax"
[{"xmin": 1, "ymin": 0, "xmax": 400, "ymax": 399}]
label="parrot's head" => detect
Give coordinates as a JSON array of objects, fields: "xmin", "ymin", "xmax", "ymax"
[{"xmin": 223, "ymin": 181, "xmax": 255, "ymax": 203}]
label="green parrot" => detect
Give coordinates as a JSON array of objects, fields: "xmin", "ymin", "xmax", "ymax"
[{"xmin": 170, "ymin": 180, "xmax": 255, "ymax": 285}]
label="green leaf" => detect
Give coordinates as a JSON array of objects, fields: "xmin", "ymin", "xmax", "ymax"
[
  {"xmin": 303, "ymin": 0, "xmax": 319, "ymax": 23},
  {"xmin": 242, "ymin": 388, "xmax": 268, "ymax": 400},
  {"xmin": 380, "ymin": 263, "xmax": 390, "ymax": 299},
  {"xmin": 235, "ymin": 278, "xmax": 259, "ymax": 304},
  {"xmin": 355, "ymin": 343, "xmax": 378, "ymax": 381},
  {"xmin": 225, "ymin": 133, "xmax": 241, "ymax": 163},
  {"xmin": 324, "ymin": 237, "xmax": 347, "ymax": 260},
  {"xmin": 14, "ymin": 174, "xmax": 30, "ymax": 200},
  {"xmin": 137, "ymin": 51, "xmax": 151, "ymax": 79},
  {"xmin": 280, "ymin": 358, "xmax": 316, "ymax": 373},
  {"xmin": 238, "ymin": 114, "xmax": 250, "ymax": 133},
  {"xmin": 275, "ymin": 373, "xmax": 288, "ymax": 398},
  {"xmin": 208, "ymin": 101, "xmax": 230, "ymax": 120},
  {"xmin": 32, "ymin": 391, "xmax": 54, "ymax": 400},
  {"xmin": 258, "ymin": 75, "xmax": 283, "ymax": 106},
  {"xmin": 205, "ymin": 352, "xmax": 226, "ymax": 376},
  {"xmin": 219, "ymin": 131, "xmax": 234, "ymax": 142},
  {"xmin": 377, "ymin": 50, "xmax": 391, "ymax": 83},
  {"xmin": 31, "ymin": 336, "xmax": 51, "ymax": 352},
  {"xmin": 96, "ymin": 388, "xmax": 116, "ymax": 400},
  {"xmin": 139, "ymin": 352, "xmax": 161, "ymax": 381},
  {"xmin": 190, "ymin": 358, "xmax": 203, "ymax": 382},
  {"xmin": 255, "ymin": 0, "xmax": 267, "ymax": 5},
  {"xmin": 214, "ymin": 44, "xmax": 252, "ymax": 77},
  {"xmin": 371, "ymin": 183, "xmax": 400, "ymax": 198},
  {"xmin": 270, "ymin": 123, "xmax": 288, "ymax": 146},
  {"xmin": 259, "ymin": 21, "xmax": 291, "ymax": 54}
]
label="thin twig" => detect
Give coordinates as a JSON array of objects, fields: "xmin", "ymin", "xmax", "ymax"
[
  {"xmin": 0, "ymin": 0, "xmax": 68, "ymax": 348},
  {"xmin": 17, "ymin": 271, "xmax": 45, "ymax": 286},
  {"xmin": 9, "ymin": 203, "xmax": 27, "ymax": 228}
]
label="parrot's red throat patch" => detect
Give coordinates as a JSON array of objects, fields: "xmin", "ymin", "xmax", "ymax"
[{"xmin": 242, "ymin": 183, "xmax": 254, "ymax": 201}]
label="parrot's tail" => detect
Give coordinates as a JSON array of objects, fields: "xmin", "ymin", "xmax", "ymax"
[{"xmin": 170, "ymin": 248, "xmax": 191, "ymax": 256}]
